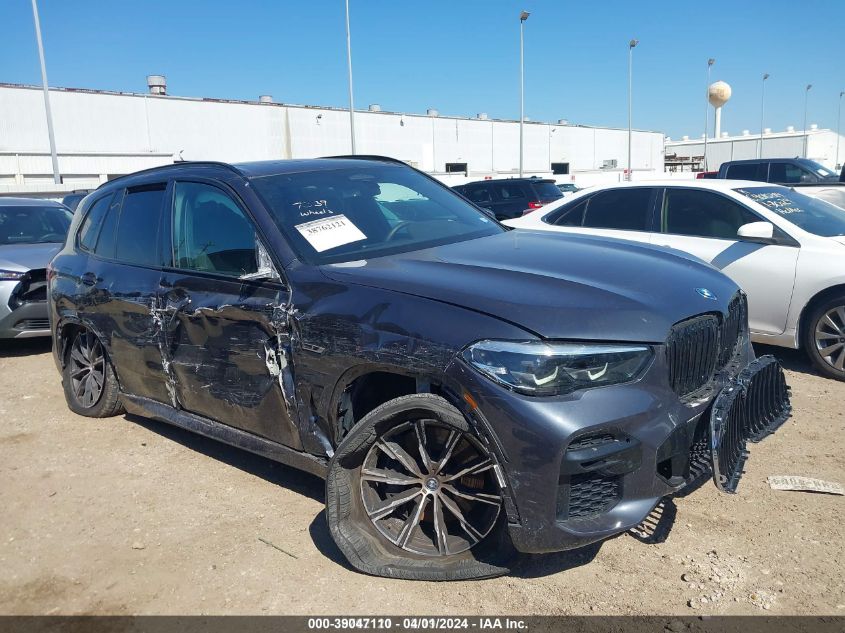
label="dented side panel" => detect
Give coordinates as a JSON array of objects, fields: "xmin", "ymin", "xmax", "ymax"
[{"xmin": 159, "ymin": 270, "xmax": 298, "ymax": 447}]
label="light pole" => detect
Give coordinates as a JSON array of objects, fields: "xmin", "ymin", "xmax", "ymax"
[
  {"xmin": 519, "ymin": 10, "xmax": 529, "ymax": 177},
  {"xmin": 30, "ymin": 0, "xmax": 60, "ymax": 184},
  {"xmin": 803, "ymin": 83, "xmax": 812, "ymax": 158},
  {"xmin": 836, "ymin": 91, "xmax": 844, "ymax": 170},
  {"xmin": 703, "ymin": 58, "xmax": 714, "ymax": 171},
  {"xmin": 758, "ymin": 73, "xmax": 769, "ymax": 159},
  {"xmin": 345, "ymin": 0, "xmax": 356, "ymax": 154},
  {"xmin": 627, "ymin": 39, "xmax": 638, "ymax": 182}
]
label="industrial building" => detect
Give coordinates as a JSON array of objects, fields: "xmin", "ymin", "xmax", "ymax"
[
  {"xmin": 665, "ymin": 126, "xmax": 845, "ymax": 173},
  {"xmin": 0, "ymin": 79, "xmax": 666, "ymax": 197}
]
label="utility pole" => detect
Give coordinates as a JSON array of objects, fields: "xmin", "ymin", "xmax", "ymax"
[{"xmin": 31, "ymin": 0, "xmax": 61, "ymax": 184}]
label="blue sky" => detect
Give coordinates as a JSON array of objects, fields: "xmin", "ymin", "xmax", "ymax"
[{"xmin": 1, "ymin": 0, "xmax": 843, "ymax": 139}]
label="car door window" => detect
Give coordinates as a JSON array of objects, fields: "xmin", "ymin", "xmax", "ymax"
[
  {"xmin": 582, "ymin": 188, "xmax": 653, "ymax": 231},
  {"xmin": 726, "ymin": 163, "xmax": 767, "ymax": 181},
  {"xmin": 114, "ymin": 185, "xmax": 166, "ymax": 267},
  {"xmin": 549, "ymin": 198, "xmax": 587, "ymax": 226},
  {"xmin": 769, "ymin": 162, "xmax": 811, "ymax": 184},
  {"xmin": 92, "ymin": 195, "xmax": 121, "ymax": 260},
  {"xmin": 172, "ymin": 181, "xmax": 258, "ymax": 277},
  {"xmin": 466, "ymin": 185, "xmax": 493, "ymax": 205},
  {"xmin": 77, "ymin": 194, "xmax": 113, "ymax": 252},
  {"xmin": 663, "ymin": 189, "xmax": 760, "ymax": 239},
  {"xmin": 493, "ymin": 183, "xmax": 527, "ymax": 202}
]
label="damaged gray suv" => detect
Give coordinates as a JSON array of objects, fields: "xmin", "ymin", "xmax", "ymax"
[{"xmin": 49, "ymin": 157, "xmax": 791, "ymax": 580}]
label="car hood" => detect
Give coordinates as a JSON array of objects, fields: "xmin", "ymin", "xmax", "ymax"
[
  {"xmin": 319, "ymin": 231, "xmax": 740, "ymax": 342},
  {"xmin": 0, "ymin": 242, "xmax": 62, "ymax": 272}
]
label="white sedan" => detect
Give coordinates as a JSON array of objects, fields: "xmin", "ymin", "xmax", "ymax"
[{"xmin": 505, "ymin": 179, "xmax": 845, "ymax": 380}]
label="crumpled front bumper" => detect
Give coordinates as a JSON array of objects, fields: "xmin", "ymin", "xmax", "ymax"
[{"xmin": 447, "ymin": 346, "xmax": 791, "ymax": 555}]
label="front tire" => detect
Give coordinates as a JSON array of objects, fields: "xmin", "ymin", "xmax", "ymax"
[
  {"xmin": 803, "ymin": 295, "xmax": 845, "ymax": 381},
  {"xmin": 62, "ymin": 328, "xmax": 124, "ymax": 417},
  {"xmin": 326, "ymin": 393, "xmax": 514, "ymax": 580}
]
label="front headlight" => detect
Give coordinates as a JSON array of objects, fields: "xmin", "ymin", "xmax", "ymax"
[
  {"xmin": 0, "ymin": 269, "xmax": 26, "ymax": 281},
  {"xmin": 462, "ymin": 340, "xmax": 653, "ymax": 396}
]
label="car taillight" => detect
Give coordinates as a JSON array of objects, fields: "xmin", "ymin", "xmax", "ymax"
[{"xmin": 528, "ymin": 201, "xmax": 544, "ymax": 209}]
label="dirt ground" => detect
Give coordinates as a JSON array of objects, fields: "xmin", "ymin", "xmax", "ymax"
[{"xmin": 0, "ymin": 339, "xmax": 842, "ymax": 616}]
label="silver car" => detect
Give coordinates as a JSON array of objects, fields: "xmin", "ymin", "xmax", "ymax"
[{"xmin": 0, "ymin": 197, "xmax": 73, "ymax": 339}]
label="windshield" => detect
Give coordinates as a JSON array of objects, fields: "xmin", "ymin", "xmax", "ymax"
[
  {"xmin": 0, "ymin": 205, "xmax": 73, "ymax": 245},
  {"xmin": 532, "ymin": 182, "xmax": 564, "ymax": 200},
  {"xmin": 250, "ymin": 165, "xmax": 504, "ymax": 265},
  {"xmin": 802, "ymin": 161, "xmax": 837, "ymax": 179},
  {"xmin": 735, "ymin": 186, "xmax": 845, "ymax": 237}
]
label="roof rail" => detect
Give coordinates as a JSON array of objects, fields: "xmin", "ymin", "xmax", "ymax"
[
  {"xmin": 100, "ymin": 160, "xmax": 243, "ymax": 188},
  {"xmin": 323, "ymin": 154, "xmax": 409, "ymax": 166}
]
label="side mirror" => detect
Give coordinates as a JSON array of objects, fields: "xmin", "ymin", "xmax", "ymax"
[
  {"xmin": 737, "ymin": 221, "xmax": 775, "ymax": 243},
  {"xmin": 240, "ymin": 237, "xmax": 282, "ymax": 282}
]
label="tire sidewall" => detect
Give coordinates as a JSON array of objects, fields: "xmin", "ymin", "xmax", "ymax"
[
  {"xmin": 325, "ymin": 393, "xmax": 513, "ymax": 580},
  {"xmin": 62, "ymin": 329, "xmax": 121, "ymax": 417},
  {"xmin": 804, "ymin": 296, "xmax": 845, "ymax": 381}
]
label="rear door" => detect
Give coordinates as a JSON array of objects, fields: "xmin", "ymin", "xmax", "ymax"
[
  {"xmin": 653, "ymin": 187, "xmax": 800, "ymax": 335},
  {"xmin": 76, "ymin": 183, "xmax": 172, "ymax": 403},
  {"xmin": 159, "ymin": 178, "xmax": 298, "ymax": 446}
]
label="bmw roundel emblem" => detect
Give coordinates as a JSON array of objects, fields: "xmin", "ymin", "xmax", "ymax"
[{"xmin": 695, "ymin": 287, "xmax": 717, "ymax": 300}]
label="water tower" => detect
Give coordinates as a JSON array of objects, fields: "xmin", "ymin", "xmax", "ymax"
[{"xmin": 708, "ymin": 81, "xmax": 732, "ymax": 139}]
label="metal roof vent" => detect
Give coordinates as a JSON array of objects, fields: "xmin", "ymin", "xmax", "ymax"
[
  {"xmin": 810, "ymin": 123, "xmax": 818, "ymax": 131},
  {"xmin": 147, "ymin": 75, "xmax": 166, "ymax": 95},
  {"xmin": 721, "ymin": 131, "xmax": 729, "ymax": 138},
  {"xmin": 476, "ymin": 113, "xmax": 488, "ymax": 120},
  {"xmin": 427, "ymin": 108, "xmax": 439, "ymax": 117},
  {"xmin": 682, "ymin": 135, "xmax": 690, "ymax": 141},
  {"xmin": 369, "ymin": 104, "xmax": 381, "ymax": 112},
  {"xmin": 786, "ymin": 125, "xmax": 795, "ymax": 133},
  {"xmin": 764, "ymin": 128, "xmax": 772, "ymax": 134},
  {"xmin": 524, "ymin": 116, "xmax": 531, "ymax": 122},
  {"xmin": 742, "ymin": 129, "xmax": 750, "ymax": 136},
  {"xmin": 259, "ymin": 95, "xmax": 274, "ymax": 103}
]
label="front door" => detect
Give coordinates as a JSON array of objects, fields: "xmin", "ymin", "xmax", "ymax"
[
  {"xmin": 159, "ymin": 179, "xmax": 298, "ymax": 447},
  {"xmin": 652, "ymin": 187, "xmax": 800, "ymax": 336}
]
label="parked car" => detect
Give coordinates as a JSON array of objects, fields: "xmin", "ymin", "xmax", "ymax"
[
  {"xmin": 453, "ymin": 177, "xmax": 562, "ymax": 220},
  {"xmin": 61, "ymin": 189, "xmax": 95, "ymax": 212},
  {"xmin": 695, "ymin": 171, "xmax": 718, "ymax": 179},
  {"xmin": 716, "ymin": 158, "xmax": 845, "ymax": 209},
  {"xmin": 0, "ymin": 197, "xmax": 73, "ymax": 339},
  {"xmin": 507, "ymin": 179, "xmax": 845, "ymax": 380},
  {"xmin": 717, "ymin": 158, "xmax": 842, "ymax": 184},
  {"xmin": 49, "ymin": 158, "xmax": 789, "ymax": 580}
]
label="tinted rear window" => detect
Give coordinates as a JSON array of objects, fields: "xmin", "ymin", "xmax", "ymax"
[
  {"xmin": 114, "ymin": 185, "xmax": 165, "ymax": 266},
  {"xmin": 78, "ymin": 194, "xmax": 113, "ymax": 252},
  {"xmin": 725, "ymin": 163, "xmax": 768, "ymax": 182},
  {"xmin": 530, "ymin": 182, "xmax": 564, "ymax": 200},
  {"xmin": 582, "ymin": 188, "xmax": 653, "ymax": 231}
]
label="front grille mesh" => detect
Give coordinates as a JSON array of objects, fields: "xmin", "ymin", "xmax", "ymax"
[
  {"xmin": 668, "ymin": 315, "xmax": 719, "ymax": 397},
  {"xmin": 566, "ymin": 473, "xmax": 621, "ymax": 519},
  {"xmin": 712, "ymin": 356, "xmax": 791, "ymax": 493},
  {"xmin": 668, "ymin": 293, "xmax": 747, "ymax": 399}
]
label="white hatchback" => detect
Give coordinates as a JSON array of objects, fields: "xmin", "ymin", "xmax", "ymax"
[{"xmin": 505, "ymin": 180, "xmax": 845, "ymax": 380}]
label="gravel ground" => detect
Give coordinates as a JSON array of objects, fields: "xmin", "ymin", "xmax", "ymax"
[{"xmin": 0, "ymin": 339, "xmax": 842, "ymax": 615}]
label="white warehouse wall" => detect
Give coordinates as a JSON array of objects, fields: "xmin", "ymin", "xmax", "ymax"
[
  {"xmin": 665, "ymin": 129, "xmax": 845, "ymax": 171},
  {"xmin": 0, "ymin": 83, "xmax": 665, "ymax": 194}
]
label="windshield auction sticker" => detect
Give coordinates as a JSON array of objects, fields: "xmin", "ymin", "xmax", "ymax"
[{"xmin": 295, "ymin": 214, "xmax": 367, "ymax": 252}]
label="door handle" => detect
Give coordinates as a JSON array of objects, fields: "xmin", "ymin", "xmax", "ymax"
[{"xmin": 81, "ymin": 272, "xmax": 98, "ymax": 286}]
